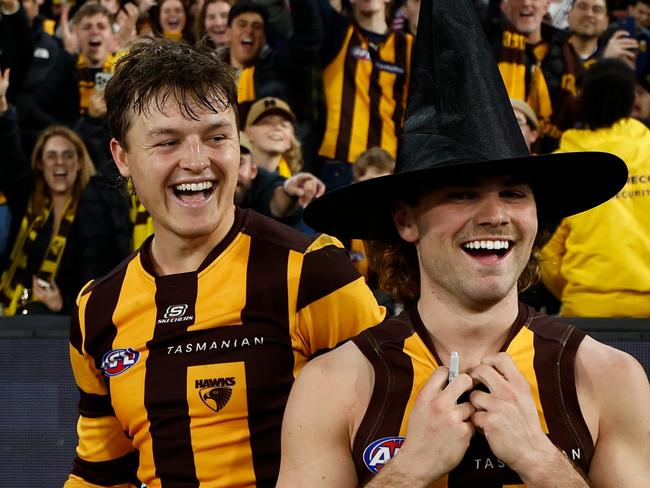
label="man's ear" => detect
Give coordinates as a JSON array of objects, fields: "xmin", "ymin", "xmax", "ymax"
[
  {"xmin": 110, "ymin": 138, "xmax": 130, "ymax": 178},
  {"xmin": 392, "ymin": 201, "xmax": 419, "ymax": 244},
  {"xmin": 500, "ymin": 0, "xmax": 509, "ymax": 16}
]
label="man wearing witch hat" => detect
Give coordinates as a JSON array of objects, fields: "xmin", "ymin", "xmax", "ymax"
[{"xmin": 276, "ymin": 0, "xmax": 650, "ymax": 486}]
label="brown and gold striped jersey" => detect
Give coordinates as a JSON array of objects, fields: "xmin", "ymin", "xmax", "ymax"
[
  {"xmin": 351, "ymin": 303, "xmax": 593, "ymax": 487},
  {"xmin": 65, "ymin": 208, "xmax": 385, "ymax": 488},
  {"xmin": 319, "ymin": 25, "xmax": 413, "ymax": 164}
]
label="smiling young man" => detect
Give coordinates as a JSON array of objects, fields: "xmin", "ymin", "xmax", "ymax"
[
  {"xmin": 219, "ymin": 0, "xmax": 322, "ymax": 127},
  {"xmin": 63, "ymin": 38, "xmax": 384, "ymax": 488},
  {"xmin": 277, "ymin": 0, "xmax": 650, "ymax": 486}
]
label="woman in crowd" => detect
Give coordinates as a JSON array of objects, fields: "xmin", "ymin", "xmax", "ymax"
[
  {"xmin": 195, "ymin": 0, "xmax": 233, "ymax": 48},
  {"xmin": 0, "ymin": 115, "xmax": 95, "ymax": 316},
  {"xmin": 151, "ymin": 0, "xmax": 194, "ymax": 43}
]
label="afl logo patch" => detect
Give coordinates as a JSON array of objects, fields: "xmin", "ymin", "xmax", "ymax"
[
  {"xmin": 363, "ymin": 436, "xmax": 405, "ymax": 473},
  {"xmin": 100, "ymin": 348, "xmax": 140, "ymax": 377}
]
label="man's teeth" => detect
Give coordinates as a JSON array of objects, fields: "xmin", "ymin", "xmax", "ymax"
[
  {"xmin": 463, "ymin": 240, "xmax": 510, "ymax": 250},
  {"xmin": 175, "ymin": 181, "xmax": 213, "ymax": 192}
]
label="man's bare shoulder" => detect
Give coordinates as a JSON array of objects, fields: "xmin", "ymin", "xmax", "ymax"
[
  {"xmin": 576, "ymin": 335, "xmax": 650, "ymax": 421},
  {"xmin": 297, "ymin": 341, "xmax": 374, "ymax": 403},
  {"xmin": 577, "ymin": 336, "xmax": 648, "ymax": 384}
]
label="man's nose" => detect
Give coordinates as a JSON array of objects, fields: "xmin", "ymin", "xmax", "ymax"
[
  {"xmin": 181, "ymin": 138, "xmax": 209, "ymax": 172},
  {"xmin": 475, "ymin": 194, "xmax": 509, "ymax": 226}
]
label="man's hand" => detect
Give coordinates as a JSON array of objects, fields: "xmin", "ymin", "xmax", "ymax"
[
  {"xmin": 88, "ymin": 88, "xmax": 108, "ymax": 118},
  {"xmin": 371, "ymin": 367, "xmax": 475, "ymax": 486},
  {"xmin": 469, "ymin": 353, "xmax": 558, "ymax": 476},
  {"xmin": 32, "ymin": 276, "xmax": 63, "ymax": 313},
  {"xmin": 603, "ymin": 30, "xmax": 639, "ymax": 68},
  {"xmin": 0, "ymin": 68, "xmax": 10, "ymax": 114},
  {"xmin": 60, "ymin": 3, "xmax": 79, "ymax": 55},
  {"xmin": 116, "ymin": 3, "xmax": 139, "ymax": 49},
  {"xmin": 135, "ymin": 0, "xmax": 157, "ymax": 16},
  {"xmin": 283, "ymin": 172, "xmax": 326, "ymax": 206}
]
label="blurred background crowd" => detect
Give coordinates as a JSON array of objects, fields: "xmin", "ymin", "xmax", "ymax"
[{"xmin": 1, "ymin": 0, "xmax": 649, "ymax": 319}]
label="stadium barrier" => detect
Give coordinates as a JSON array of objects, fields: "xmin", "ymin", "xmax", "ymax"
[{"xmin": 1, "ymin": 315, "xmax": 648, "ymax": 487}]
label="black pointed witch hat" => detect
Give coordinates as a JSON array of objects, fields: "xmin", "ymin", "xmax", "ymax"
[{"xmin": 304, "ymin": 0, "xmax": 627, "ymax": 239}]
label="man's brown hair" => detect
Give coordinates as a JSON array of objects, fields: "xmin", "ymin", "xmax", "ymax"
[
  {"xmin": 105, "ymin": 37, "xmax": 239, "ymax": 149},
  {"xmin": 72, "ymin": 2, "xmax": 115, "ymax": 26}
]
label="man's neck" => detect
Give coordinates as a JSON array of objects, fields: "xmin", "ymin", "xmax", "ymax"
[
  {"xmin": 525, "ymin": 29, "xmax": 543, "ymax": 45},
  {"xmin": 417, "ymin": 289, "xmax": 520, "ymax": 370},
  {"xmin": 568, "ymin": 34, "xmax": 598, "ymax": 59},
  {"xmin": 148, "ymin": 207, "xmax": 235, "ymax": 275},
  {"xmin": 355, "ymin": 10, "xmax": 388, "ymax": 34},
  {"xmin": 251, "ymin": 149, "xmax": 282, "ymax": 173},
  {"xmin": 229, "ymin": 52, "xmax": 244, "ymax": 71},
  {"xmin": 82, "ymin": 53, "xmax": 106, "ymax": 69}
]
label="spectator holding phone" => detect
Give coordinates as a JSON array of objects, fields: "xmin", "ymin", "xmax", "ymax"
[
  {"xmin": 602, "ymin": 2, "xmax": 650, "ymax": 70},
  {"xmin": 0, "ymin": 68, "xmax": 96, "ymax": 315},
  {"xmin": 16, "ymin": 3, "xmax": 124, "ymax": 135}
]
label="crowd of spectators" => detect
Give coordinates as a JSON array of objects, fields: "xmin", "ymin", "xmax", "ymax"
[{"xmin": 0, "ymin": 0, "xmax": 649, "ymax": 318}]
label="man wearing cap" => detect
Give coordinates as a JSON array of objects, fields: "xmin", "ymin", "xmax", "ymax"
[
  {"xmin": 236, "ymin": 130, "xmax": 325, "ymax": 223},
  {"xmin": 277, "ymin": 0, "xmax": 650, "ymax": 486},
  {"xmin": 511, "ymin": 98, "xmax": 540, "ymax": 152},
  {"xmin": 244, "ymin": 96, "xmax": 299, "ymax": 177}
]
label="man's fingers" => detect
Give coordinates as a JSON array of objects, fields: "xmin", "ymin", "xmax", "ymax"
[
  {"xmin": 481, "ymin": 353, "xmax": 521, "ymax": 381},
  {"xmin": 457, "ymin": 400, "xmax": 475, "ymax": 421},
  {"xmin": 468, "ymin": 389, "xmax": 490, "ymax": 411},
  {"xmin": 420, "ymin": 366, "xmax": 453, "ymax": 395},
  {"xmin": 469, "ymin": 363, "xmax": 504, "ymax": 393},
  {"xmin": 470, "ymin": 410, "xmax": 488, "ymax": 431},
  {"xmin": 443, "ymin": 373, "xmax": 474, "ymax": 403},
  {"xmin": 314, "ymin": 180, "xmax": 326, "ymax": 197}
]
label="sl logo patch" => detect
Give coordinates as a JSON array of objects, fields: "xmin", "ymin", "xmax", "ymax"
[{"xmin": 100, "ymin": 348, "xmax": 140, "ymax": 377}]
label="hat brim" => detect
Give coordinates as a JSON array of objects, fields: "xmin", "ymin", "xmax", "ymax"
[{"xmin": 304, "ymin": 151, "xmax": 627, "ymax": 240}]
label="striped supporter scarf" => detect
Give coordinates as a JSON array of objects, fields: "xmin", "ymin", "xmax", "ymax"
[
  {"xmin": 497, "ymin": 27, "xmax": 553, "ymax": 127},
  {"xmin": 0, "ymin": 198, "xmax": 77, "ymax": 316}
]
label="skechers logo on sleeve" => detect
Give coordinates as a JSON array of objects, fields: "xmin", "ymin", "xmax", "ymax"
[{"xmin": 101, "ymin": 348, "xmax": 140, "ymax": 377}]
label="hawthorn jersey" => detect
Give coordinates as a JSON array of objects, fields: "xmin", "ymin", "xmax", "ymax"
[
  {"xmin": 351, "ymin": 303, "xmax": 593, "ymax": 487},
  {"xmin": 319, "ymin": 25, "xmax": 413, "ymax": 164},
  {"xmin": 65, "ymin": 208, "xmax": 385, "ymax": 488}
]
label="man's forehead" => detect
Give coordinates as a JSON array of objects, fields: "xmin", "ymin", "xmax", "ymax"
[
  {"xmin": 233, "ymin": 12, "xmax": 264, "ymax": 24},
  {"xmin": 572, "ymin": 0, "xmax": 607, "ymax": 9},
  {"xmin": 79, "ymin": 14, "xmax": 111, "ymax": 26},
  {"xmin": 124, "ymin": 92, "xmax": 236, "ymax": 139}
]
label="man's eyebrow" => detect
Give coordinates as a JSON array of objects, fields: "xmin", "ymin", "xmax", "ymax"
[
  {"xmin": 146, "ymin": 120, "xmax": 234, "ymax": 138},
  {"xmin": 146, "ymin": 127, "xmax": 181, "ymax": 138}
]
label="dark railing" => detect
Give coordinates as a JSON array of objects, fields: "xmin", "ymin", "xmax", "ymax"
[{"xmin": 1, "ymin": 315, "xmax": 648, "ymax": 487}]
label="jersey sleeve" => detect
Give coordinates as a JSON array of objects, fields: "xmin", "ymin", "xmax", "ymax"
[
  {"xmin": 540, "ymin": 219, "xmax": 571, "ymax": 300},
  {"xmin": 65, "ymin": 300, "xmax": 140, "ymax": 488},
  {"xmin": 293, "ymin": 234, "xmax": 386, "ymax": 364}
]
